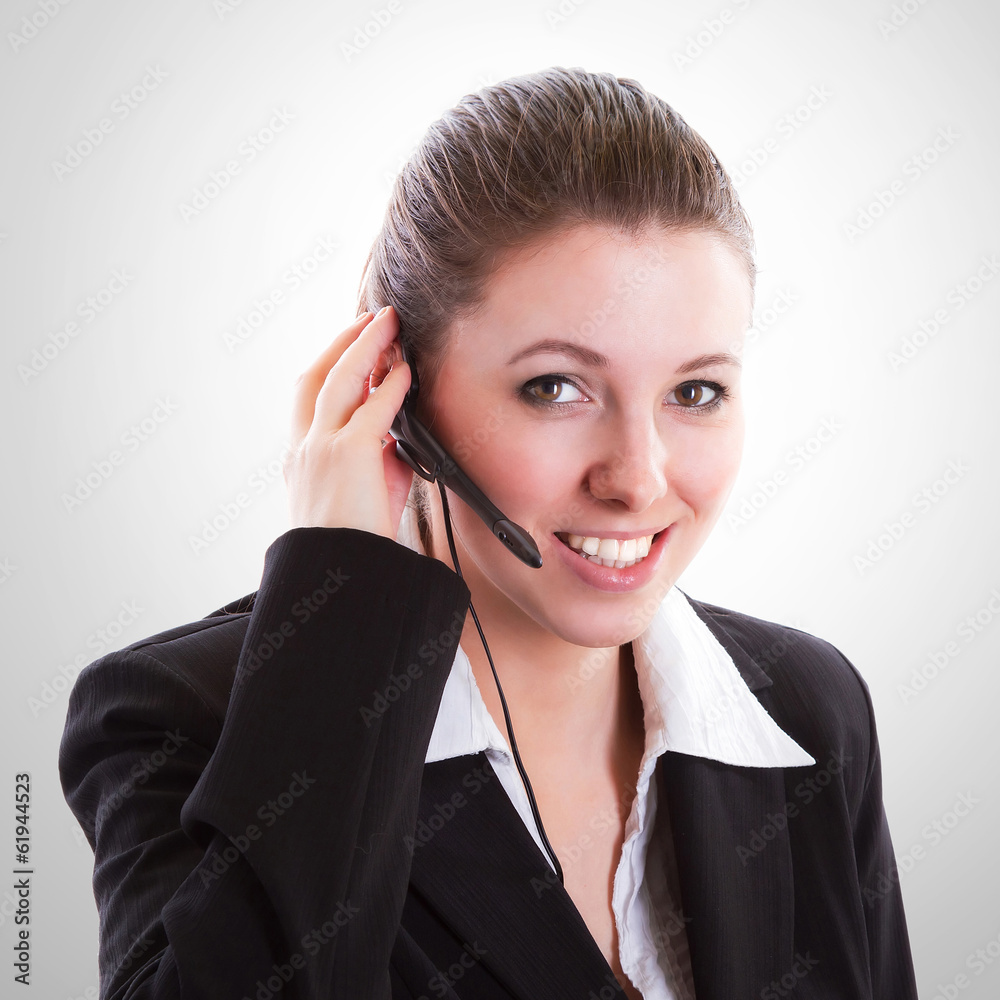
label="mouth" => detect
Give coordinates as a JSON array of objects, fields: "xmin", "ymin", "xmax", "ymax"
[{"xmin": 554, "ymin": 530, "xmax": 667, "ymax": 569}]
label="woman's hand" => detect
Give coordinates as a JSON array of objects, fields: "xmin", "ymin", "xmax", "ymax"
[{"xmin": 284, "ymin": 306, "xmax": 414, "ymax": 539}]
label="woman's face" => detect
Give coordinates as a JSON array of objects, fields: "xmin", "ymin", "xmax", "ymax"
[{"xmin": 421, "ymin": 224, "xmax": 751, "ymax": 649}]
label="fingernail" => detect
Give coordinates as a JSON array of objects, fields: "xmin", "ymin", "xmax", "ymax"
[{"xmin": 375, "ymin": 305, "xmax": 390, "ymax": 318}]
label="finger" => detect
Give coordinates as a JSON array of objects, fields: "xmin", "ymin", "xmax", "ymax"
[
  {"xmin": 291, "ymin": 311, "xmax": 373, "ymax": 443},
  {"xmin": 312, "ymin": 306, "xmax": 401, "ymax": 433}
]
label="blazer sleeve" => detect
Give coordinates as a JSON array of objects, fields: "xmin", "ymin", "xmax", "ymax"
[
  {"xmin": 59, "ymin": 526, "xmax": 471, "ymax": 1000},
  {"xmin": 845, "ymin": 654, "xmax": 919, "ymax": 999}
]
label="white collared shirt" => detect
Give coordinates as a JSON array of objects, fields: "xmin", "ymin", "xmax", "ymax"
[{"xmin": 396, "ymin": 505, "xmax": 815, "ymax": 999}]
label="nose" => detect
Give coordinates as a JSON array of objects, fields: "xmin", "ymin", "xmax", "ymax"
[{"xmin": 584, "ymin": 412, "xmax": 669, "ymax": 513}]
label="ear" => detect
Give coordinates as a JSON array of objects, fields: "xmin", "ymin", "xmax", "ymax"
[{"xmin": 368, "ymin": 338, "xmax": 404, "ymax": 393}]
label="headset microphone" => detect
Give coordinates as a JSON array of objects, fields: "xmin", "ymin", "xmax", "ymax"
[
  {"xmin": 388, "ymin": 339, "xmax": 542, "ymax": 570},
  {"xmin": 385, "ymin": 331, "xmax": 563, "ymax": 886}
]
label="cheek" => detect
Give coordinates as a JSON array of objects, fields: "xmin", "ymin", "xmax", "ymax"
[
  {"xmin": 453, "ymin": 424, "xmax": 595, "ymax": 547},
  {"xmin": 462, "ymin": 423, "xmax": 577, "ymax": 505},
  {"xmin": 670, "ymin": 426, "xmax": 745, "ymax": 511}
]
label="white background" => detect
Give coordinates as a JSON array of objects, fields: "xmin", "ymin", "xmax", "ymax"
[{"xmin": 1, "ymin": 0, "xmax": 997, "ymax": 996}]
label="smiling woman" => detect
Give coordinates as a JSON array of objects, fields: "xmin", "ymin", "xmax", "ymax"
[{"xmin": 59, "ymin": 67, "xmax": 918, "ymax": 999}]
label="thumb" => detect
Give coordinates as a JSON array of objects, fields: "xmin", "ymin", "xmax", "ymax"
[{"xmin": 383, "ymin": 437, "xmax": 415, "ymax": 538}]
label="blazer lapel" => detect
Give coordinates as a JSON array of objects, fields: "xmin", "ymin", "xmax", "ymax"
[
  {"xmin": 660, "ymin": 594, "xmax": 797, "ymax": 999},
  {"xmin": 408, "ymin": 753, "xmax": 627, "ymax": 998}
]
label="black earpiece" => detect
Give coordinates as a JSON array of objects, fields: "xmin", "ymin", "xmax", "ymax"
[{"xmin": 389, "ymin": 339, "xmax": 542, "ymax": 569}]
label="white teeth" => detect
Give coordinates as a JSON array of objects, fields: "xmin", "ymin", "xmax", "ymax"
[
  {"xmin": 597, "ymin": 538, "xmax": 618, "ymax": 560},
  {"xmin": 560, "ymin": 532, "xmax": 658, "ymax": 568}
]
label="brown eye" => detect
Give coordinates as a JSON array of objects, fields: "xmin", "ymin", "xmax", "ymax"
[
  {"xmin": 523, "ymin": 376, "xmax": 585, "ymax": 405},
  {"xmin": 673, "ymin": 382, "xmax": 720, "ymax": 407},
  {"xmin": 533, "ymin": 380, "xmax": 563, "ymax": 401}
]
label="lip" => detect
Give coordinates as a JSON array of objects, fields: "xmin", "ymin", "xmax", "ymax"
[{"xmin": 551, "ymin": 525, "xmax": 673, "ymax": 593}]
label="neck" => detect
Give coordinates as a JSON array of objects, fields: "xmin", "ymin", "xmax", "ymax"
[{"xmin": 464, "ymin": 612, "xmax": 644, "ymax": 778}]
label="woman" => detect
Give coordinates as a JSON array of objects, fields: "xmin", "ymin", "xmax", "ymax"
[{"xmin": 60, "ymin": 67, "xmax": 918, "ymax": 999}]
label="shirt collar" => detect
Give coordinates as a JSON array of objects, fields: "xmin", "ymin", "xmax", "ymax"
[{"xmin": 396, "ymin": 503, "xmax": 815, "ymax": 770}]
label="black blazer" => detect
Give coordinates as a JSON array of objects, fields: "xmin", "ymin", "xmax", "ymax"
[{"xmin": 59, "ymin": 527, "xmax": 918, "ymax": 999}]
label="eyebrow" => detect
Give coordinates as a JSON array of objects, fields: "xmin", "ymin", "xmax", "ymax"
[{"xmin": 506, "ymin": 339, "xmax": 742, "ymax": 374}]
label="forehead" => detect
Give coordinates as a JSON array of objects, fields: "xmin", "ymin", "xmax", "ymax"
[{"xmin": 447, "ymin": 224, "xmax": 752, "ymax": 366}]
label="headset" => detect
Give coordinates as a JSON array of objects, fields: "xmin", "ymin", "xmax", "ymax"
[
  {"xmin": 387, "ymin": 336, "xmax": 564, "ymax": 885},
  {"xmin": 389, "ymin": 339, "xmax": 541, "ymax": 569}
]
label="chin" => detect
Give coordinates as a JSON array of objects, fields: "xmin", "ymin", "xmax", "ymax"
[{"xmin": 526, "ymin": 591, "xmax": 666, "ymax": 650}]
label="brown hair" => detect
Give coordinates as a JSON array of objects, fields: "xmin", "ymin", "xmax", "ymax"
[{"xmin": 356, "ymin": 65, "xmax": 755, "ymax": 549}]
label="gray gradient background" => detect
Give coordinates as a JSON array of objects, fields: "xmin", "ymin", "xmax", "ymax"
[{"xmin": 2, "ymin": 0, "xmax": 998, "ymax": 996}]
